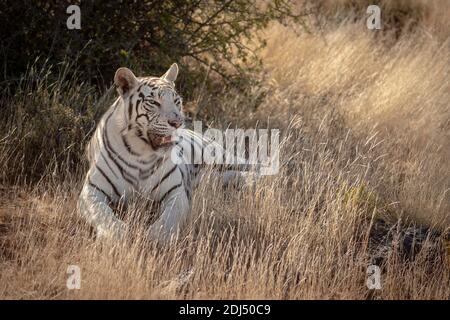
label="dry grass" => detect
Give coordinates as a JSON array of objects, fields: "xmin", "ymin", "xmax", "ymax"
[{"xmin": 1, "ymin": 2, "xmax": 449, "ymax": 299}]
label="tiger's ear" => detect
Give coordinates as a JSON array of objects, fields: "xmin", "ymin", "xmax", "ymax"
[
  {"xmin": 114, "ymin": 67, "xmax": 138, "ymax": 97},
  {"xmin": 161, "ymin": 63, "xmax": 178, "ymax": 83}
]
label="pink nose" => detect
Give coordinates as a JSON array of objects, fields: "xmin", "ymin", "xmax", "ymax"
[{"xmin": 168, "ymin": 119, "xmax": 182, "ymax": 128}]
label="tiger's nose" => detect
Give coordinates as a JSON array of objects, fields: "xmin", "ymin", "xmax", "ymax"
[{"xmin": 168, "ymin": 119, "xmax": 182, "ymax": 128}]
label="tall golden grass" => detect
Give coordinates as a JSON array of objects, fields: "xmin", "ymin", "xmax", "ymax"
[{"xmin": 0, "ymin": 2, "xmax": 449, "ymax": 299}]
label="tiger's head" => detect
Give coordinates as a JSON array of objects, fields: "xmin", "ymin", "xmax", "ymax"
[{"xmin": 114, "ymin": 64, "xmax": 184, "ymax": 153}]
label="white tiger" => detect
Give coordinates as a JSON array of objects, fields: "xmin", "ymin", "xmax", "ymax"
[{"xmin": 78, "ymin": 64, "xmax": 249, "ymax": 243}]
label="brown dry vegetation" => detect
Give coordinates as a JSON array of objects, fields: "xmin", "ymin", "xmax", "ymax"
[{"xmin": 1, "ymin": 1, "xmax": 449, "ymax": 299}]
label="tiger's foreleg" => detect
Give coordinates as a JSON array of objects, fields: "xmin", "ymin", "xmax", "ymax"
[
  {"xmin": 148, "ymin": 188, "xmax": 190, "ymax": 244},
  {"xmin": 78, "ymin": 182, "xmax": 126, "ymax": 241}
]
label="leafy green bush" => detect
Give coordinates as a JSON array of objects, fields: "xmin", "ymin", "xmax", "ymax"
[{"xmin": 0, "ymin": 0, "xmax": 300, "ymax": 89}]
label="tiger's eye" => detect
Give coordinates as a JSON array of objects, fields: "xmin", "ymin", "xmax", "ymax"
[{"xmin": 151, "ymin": 99, "xmax": 161, "ymax": 107}]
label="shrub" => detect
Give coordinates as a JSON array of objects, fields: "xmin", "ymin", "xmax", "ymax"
[{"xmin": 0, "ymin": 0, "xmax": 300, "ymax": 89}]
